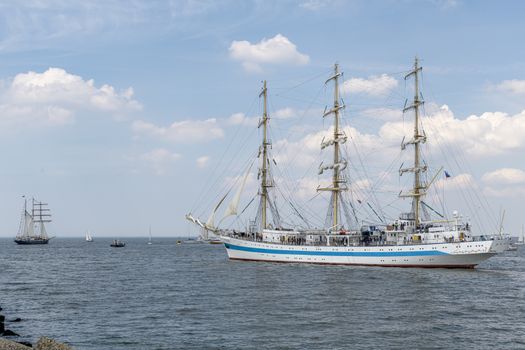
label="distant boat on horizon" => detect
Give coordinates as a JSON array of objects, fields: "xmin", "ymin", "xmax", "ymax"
[
  {"xmin": 15, "ymin": 197, "xmax": 52, "ymax": 245},
  {"xmin": 110, "ymin": 239, "xmax": 125, "ymax": 248},
  {"xmin": 85, "ymin": 230, "xmax": 94, "ymax": 242},
  {"xmin": 148, "ymin": 226, "xmax": 152, "ymax": 245}
]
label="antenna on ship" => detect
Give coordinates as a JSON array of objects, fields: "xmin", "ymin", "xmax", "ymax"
[
  {"xmin": 318, "ymin": 63, "xmax": 347, "ymax": 232},
  {"xmin": 258, "ymin": 80, "xmax": 272, "ymax": 230},
  {"xmin": 400, "ymin": 57, "xmax": 427, "ymax": 227}
]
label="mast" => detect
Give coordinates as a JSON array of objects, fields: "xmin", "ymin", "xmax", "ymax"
[
  {"xmin": 32, "ymin": 198, "xmax": 52, "ymax": 238},
  {"xmin": 401, "ymin": 57, "xmax": 427, "ymax": 227},
  {"xmin": 259, "ymin": 80, "xmax": 271, "ymax": 230},
  {"xmin": 318, "ymin": 63, "xmax": 347, "ymax": 231}
]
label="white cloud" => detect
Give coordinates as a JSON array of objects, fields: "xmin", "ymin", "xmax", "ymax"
[
  {"xmin": 300, "ymin": 0, "xmax": 337, "ymax": 11},
  {"xmin": 358, "ymin": 107, "xmax": 402, "ymax": 121},
  {"xmin": 227, "ymin": 112, "xmax": 259, "ymax": 127},
  {"xmin": 229, "ymin": 34, "xmax": 309, "ymax": 72},
  {"xmin": 482, "ymin": 168, "xmax": 525, "ymax": 185},
  {"xmin": 132, "ymin": 118, "xmax": 224, "ymax": 143},
  {"xmin": 196, "ymin": 156, "xmax": 210, "ymax": 168},
  {"xmin": 0, "ymin": 67, "xmax": 141, "ymax": 128},
  {"xmin": 139, "ymin": 148, "xmax": 181, "ymax": 175},
  {"xmin": 379, "ymin": 105, "xmax": 525, "ymax": 157},
  {"xmin": 342, "ymin": 74, "xmax": 398, "ymax": 96},
  {"xmin": 494, "ymin": 79, "xmax": 525, "ymax": 95},
  {"xmin": 435, "ymin": 173, "xmax": 476, "ymax": 190},
  {"xmin": 274, "ymin": 105, "xmax": 525, "ymax": 174},
  {"xmin": 274, "ymin": 123, "xmax": 390, "ymax": 169},
  {"xmin": 433, "ymin": 0, "xmax": 459, "ymax": 9},
  {"xmin": 227, "ymin": 107, "xmax": 312, "ymax": 128},
  {"xmin": 483, "ymin": 186, "xmax": 525, "ymax": 198},
  {"xmin": 169, "ymin": 0, "xmax": 219, "ymax": 17},
  {"xmin": 481, "ymin": 168, "xmax": 525, "ymax": 198},
  {"xmin": 274, "ymin": 107, "xmax": 295, "ymax": 119}
]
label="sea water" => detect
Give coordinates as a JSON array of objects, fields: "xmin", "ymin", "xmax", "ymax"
[{"xmin": 0, "ymin": 238, "xmax": 524, "ymax": 349}]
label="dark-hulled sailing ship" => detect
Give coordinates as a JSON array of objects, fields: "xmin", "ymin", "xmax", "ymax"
[{"xmin": 15, "ymin": 197, "xmax": 52, "ymax": 245}]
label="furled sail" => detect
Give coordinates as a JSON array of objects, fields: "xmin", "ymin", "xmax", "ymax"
[
  {"xmin": 223, "ymin": 165, "xmax": 252, "ymax": 219},
  {"xmin": 321, "ymin": 135, "xmax": 347, "ymax": 150},
  {"xmin": 318, "ymin": 160, "xmax": 348, "ymax": 175}
]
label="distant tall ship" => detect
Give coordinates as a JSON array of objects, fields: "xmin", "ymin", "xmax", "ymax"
[
  {"xmin": 15, "ymin": 197, "xmax": 52, "ymax": 245},
  {"xmin": 187, "ymin": 59, "xmax": 508, "ymax": 268}
]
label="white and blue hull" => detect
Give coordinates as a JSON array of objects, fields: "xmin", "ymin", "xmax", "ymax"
[{"xmin": 222, "ymin": 236, "xmax": 507, "ymax": 268}]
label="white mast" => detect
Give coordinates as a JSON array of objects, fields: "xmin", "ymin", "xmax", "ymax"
[
  {"xmin": 318, "ymin": 63, "xmax": 347, "ymax": 231},
  {"xmin": 400, "ymin": 57, "xmax": 427, "ymax": 227},
  {"xmin": 259, "ymin": 80, "xmax": 271, "ymax": 230}
]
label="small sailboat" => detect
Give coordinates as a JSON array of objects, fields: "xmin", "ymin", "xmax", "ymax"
[
  {"xmin": 148, "ymin": 226, "xmax": 152, "ymax": 245},
  {"xmin": 110, "ymin": 239, "xmax": 125, "ymax": 247},
  {"xmin": 15, "ymin": 197, "xmax": 52, "ymax": 245},
  {"xmin": 85, "ymin": 230, "xmax": 94, "ymax": 242}
]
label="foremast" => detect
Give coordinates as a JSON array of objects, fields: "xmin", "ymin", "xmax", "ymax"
[
  {"xmin": 318, "ymin": 64, "xmax": 347, "ymax": 231},
  {"xmin": 259, "ymin": 80, "xmax": 272, "ymax": 230},
  {"xmin": 400, "ymin": 57, "xmax": 427, "ymax": 227}
]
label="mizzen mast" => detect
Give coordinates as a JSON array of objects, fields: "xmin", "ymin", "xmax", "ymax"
[
  {"xmin": 258, "ymin": 80, "xmax": 271, "ymax": 230},
  {"xmin": 318, "ymin": 64, "xmax": 347, "ymax": 230},
  {"xmin": 400, "ymin": 57, "xmax": 427, "ymax": 227}
]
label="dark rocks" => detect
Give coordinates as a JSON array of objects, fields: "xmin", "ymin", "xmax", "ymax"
[
  {"xmin": 0, "ymin": 309, "xmax": 72, "ymax": 349},
  {"xmin": 2, "ymin": 329, "xmax": 20, "ymax": 337}
]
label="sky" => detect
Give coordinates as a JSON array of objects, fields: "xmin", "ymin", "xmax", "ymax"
[{"xmin": 1, "ymin": 0, "xmax": 525, "ymax": 238}]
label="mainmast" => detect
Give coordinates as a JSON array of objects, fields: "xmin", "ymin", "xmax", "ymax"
[
  {"xmin": 318, "ymin": 64, "xmax": 347, "ymax": 231},
  {"xmin": 32, "ymin": 198, "xmax": 52, "ymax": 238},
  {"xmin": 259, "ymin": 80, "xmax": 271, "ymax": 230},
  {"xmin": 401, "ymin": 57, "xmax": 427, "ymax": 227}
]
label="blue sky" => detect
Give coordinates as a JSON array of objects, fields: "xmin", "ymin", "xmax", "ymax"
[{"xmin": 1, "ymin": 0, "xmax": 525, "ymax": 237}]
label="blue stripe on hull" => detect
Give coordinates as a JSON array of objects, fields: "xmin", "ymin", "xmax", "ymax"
[{"xmin": 224, "ymin": 243, "xmax": 448, "ymax": 257}]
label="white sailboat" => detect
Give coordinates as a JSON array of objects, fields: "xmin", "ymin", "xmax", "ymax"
[
  {"xmin": 148, "ymin": 226, "xmax": 152, "ymax": 245},
  {"xmin": 85, "ymin": 230, "xmax": 94, "ymax": 242},
  {"xmin": 15, "ymin": 197, "xmax": 52, "ymax": 245},
  {"xmin": 187, "ymin": 59, "xmax": 508, "ymax": 268}
]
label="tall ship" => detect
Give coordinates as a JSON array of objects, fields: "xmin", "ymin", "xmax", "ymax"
[
  {"xmin": 15, "ymin": 197, "xmax": 52, "ymax": 245},
  {"xmin": 187, "ymin": 59, "xmax": 508, "ymax": 268}
]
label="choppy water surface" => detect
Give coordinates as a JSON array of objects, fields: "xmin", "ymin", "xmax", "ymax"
[{"xmin": 0, "ymin": 238, "xmax": 524, "ymax": 349}]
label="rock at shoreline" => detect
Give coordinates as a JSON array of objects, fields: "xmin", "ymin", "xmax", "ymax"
[
  {"xmin": 35, "ymin": 337, "xmax": 73, "ymax": 350},
  {"xmin": 0, "ymin": 338, "xmax": 31, "ymax": 349},
  {"xmin": 0, "ymin": 337, "xmax": 73, "ymax": 350},
  {"xmin": 2, "ymin": 330, "xmax": 20, "ymax": 337},
  {"xmin": 7, "ymin": 320, "xmax": 21, "ymax": 324},
  {"xmin": 16, "ymin": 342, "xmax": 31, "ymax": 348}
]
